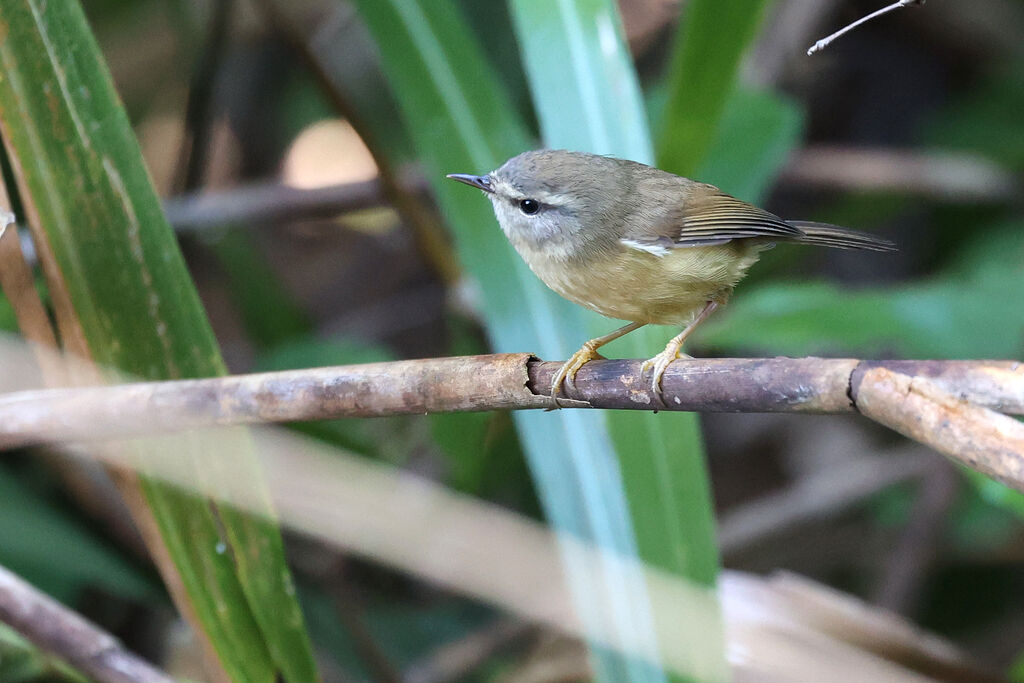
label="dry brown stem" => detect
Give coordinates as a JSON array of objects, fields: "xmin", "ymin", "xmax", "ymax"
[
  {"xmin": 782, "ymin": 146, "xmax": 1018, "ymax": 203},
  {"xmin": 0, "ymin": 354, "xmax": 1020, "ymax": 491},
  {"xmin": 0, "ymin": 563, "xmax": 174, "ymax": 683},
  {"xmin": 157, "ymin": 146, "xmax": 1015, "ymax": 237},
  {"xmin": 853, "ymin": 367, "xmax": 1024, "ymax": 491}
]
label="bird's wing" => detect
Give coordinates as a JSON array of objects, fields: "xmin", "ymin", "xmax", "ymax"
[{"xmin": 622, "ymin": 189, "xmax": 803, "ymax": 251}]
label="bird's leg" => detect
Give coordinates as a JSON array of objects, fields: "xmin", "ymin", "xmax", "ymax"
[
  {"xmin": 641, "ymin": 301, "xmax": 719, "ymax": 406},
  {"xmin": 550, "ymin": 321, "xmax": 646, "ymax": 408}
]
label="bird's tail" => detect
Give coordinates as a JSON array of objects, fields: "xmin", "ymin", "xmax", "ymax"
[{"xmin": 788, "ymin": 221, "xmax": 897, "ymax": 252}]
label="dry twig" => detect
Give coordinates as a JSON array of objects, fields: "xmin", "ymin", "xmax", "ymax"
[
  {"xmin": 0, "ymin": 563, "xmax": 174, "ymax": 683},
  {"xmin": 872, "ymin": 461, "xmax": 959, "ymax": 616},
  {"xmin": 719, "ymin": 450, "xmax": 934, "ymax": 556},
  {"xmin": 782, "ymin": 146, "xmax": 1019, "ymax": 203},
  {"xmin": 156, "ymin": 145, "xmax": 1018, "ymax": 238},
  {"xmin": 405, "ymin": 619, "xmax": 534, "ymax": 683},
  {"xmin": 0, "ymin": 354, "xmax": 1021, "ymax": 490},
  {"xmin": 163, "ymin": 174, "xmax": 414, "ymax": 232},
  {"xmin": 252, "ymin": 0, "xmax": 460, "ymax": 284},
  {"xmin": 853, "ymin": 367, "xmax": 1024, "ymax": 492},
  {"xmin": 807, "ymin": 0, "xmax": 927, "ymax": 56}
]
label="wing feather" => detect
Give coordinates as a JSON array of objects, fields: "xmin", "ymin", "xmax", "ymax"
[{"xmin": 619, "ymin": 185, "xmax": 895, "ymax": 254}]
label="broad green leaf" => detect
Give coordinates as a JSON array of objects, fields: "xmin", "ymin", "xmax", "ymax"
[
  {"xmin": 509, "ymin": 0, "xmax": 652, "ymax": 158},
  {"xmin": 699, "ymin": 266, "xmax": 1024, "ymax": 360},
  {"xmin": 657, "ymin": 0, "xmax": 770, "ymax": 177},
  {"xmin": 0, "ymin": 2, "xmax": 316, "ymax": 680},
  {"xmin": 351, "ymin": 1, "xmax": 710, "ymax": 680},
  {"xmin": 697, "ymin": 89, "xmax": 803, "ymax": 204},
  {"xmin": 509, "ymin": 1, "xmax": 727, "ymax": 681}
]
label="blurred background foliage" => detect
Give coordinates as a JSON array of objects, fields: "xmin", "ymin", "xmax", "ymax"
[{"xmin": 2, "ymin": 0, "xmax": 1024, "ymax": 680}]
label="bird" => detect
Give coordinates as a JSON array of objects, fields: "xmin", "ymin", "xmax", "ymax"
[{"xmin": 448, "ymin": 149, "xmax": 895, "ymax": 407}]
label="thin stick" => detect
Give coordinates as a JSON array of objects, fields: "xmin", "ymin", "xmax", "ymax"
[
  {"xmin": 807, "ymin": 1, "xmax": 926, "ymax": 56},
  {"xmin": 163, "ymin": 175, "xmax": 414, "ymax": 233},
  {"xmin": 719, "ymin": 450, "xmax": 933, "ymax": 556},
  {"xmin": 404, "ymin": 619, "xmax": 533, "ymax": 683},
  {"xmin": 0, "ymin": 563, "xmax": 175, "ymax": 683}
]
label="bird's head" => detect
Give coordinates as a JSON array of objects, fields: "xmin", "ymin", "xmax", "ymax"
[{"xmin": 447, "ymin": 149, "xmax": 638, "ymax": 258}]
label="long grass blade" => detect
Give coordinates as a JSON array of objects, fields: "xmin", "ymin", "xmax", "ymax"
[
  {"xmin": 0, "ymin": 2, "xmax": 317, "ymax": 680},
  {"xmin": 508, "ymin": 1, "xmax": 727, "ymax": 680},
  {"xmin": 349, "ymin": 1, "xmax": 688, "ymax": 678},
  {"xmin": 657, "ymin": 0, "xmax": 771, "ymax": 177}
]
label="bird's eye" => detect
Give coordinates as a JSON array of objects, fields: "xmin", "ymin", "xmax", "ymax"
[{"xmin": 519, "ymin": 199, "xmax": 540, "ymax": 215}]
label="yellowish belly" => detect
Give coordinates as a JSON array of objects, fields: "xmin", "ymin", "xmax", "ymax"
[{"xmin": 527, "ymin": 243, "xmax": 764, "ymax": 326}]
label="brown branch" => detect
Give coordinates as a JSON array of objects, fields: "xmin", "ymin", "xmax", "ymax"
[
  {"xmin": 719, "ymin": 449, "xmax": 934, "ymax": 557},
  {"xmin": 782, "ymin": 146, "xmax": 1019, "ymax": 203},
  {"xmin": 0, "ymin": 563, "xmax": 175, "ymax": 683},
  {"xmin": 872, "ymin": 461, "xmax": 959, "ymax": 616},
  {"xmin": 0, "ymin": 356, "xmax": 1018, "ymax": 437},
  {"xmin": 853, "ymin": 367, "xmax": 1024, "ymax": 492},
  {"xmin": 156, "ymin": 145, "xmax": 1018, "ymax": 236},
  {"xmin": 252, "ymin": 0, "xmax": 461, "ymax": 285},
  {"xmin": 0, "ymin": 354, "xmax": 1021, "ymax": 488},
  {"xmin": 162, "ymin": 174, "xmax": 417, "ymax": 233},
  {"xmin": 0, "ymin": 204, "xmax": 58, "ymax": 351}
]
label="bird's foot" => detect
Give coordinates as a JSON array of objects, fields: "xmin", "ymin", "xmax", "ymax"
[
  {"xmin": 640, "ymin": 345, "xmax": 690, "ymax": 407},
  {"xmin": 549, "ymin": 344, "xmax": 606, "ymax": 408}
]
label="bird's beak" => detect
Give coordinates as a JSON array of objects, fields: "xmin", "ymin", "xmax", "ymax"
[{"xmin": 446, "ymin": 173, "xmax": 494, "ymax": 193}]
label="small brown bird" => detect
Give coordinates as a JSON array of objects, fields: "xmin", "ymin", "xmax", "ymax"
[{"xmin": 448, "ymin": 149, "xmax": 895, "ymax": 407}]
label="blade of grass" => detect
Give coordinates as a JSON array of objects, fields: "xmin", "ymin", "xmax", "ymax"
[
  {"xmin": 508, "ymin": 2, "xmax": 726, "ymax": 681},
  {"xmin": 350, "ymin": 1, "xmax": 693, "ymax": 679},
  {"xmin": 0, "ymin": 2, "xmax": 316, "ymax": 680},
  {"xmin": 657, "ymin": 0, "xmax": 771, "ymax": 177}
]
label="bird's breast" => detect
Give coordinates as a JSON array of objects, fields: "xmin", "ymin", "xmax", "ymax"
[{"xmin": 519, "ymin": 241, "xmax": 764, "ymax": 325}]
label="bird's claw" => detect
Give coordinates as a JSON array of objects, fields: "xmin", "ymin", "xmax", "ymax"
[
  {"xmin": 549, "ymin": 347, "xmax": 605, "ymax": 408},
  {"xmin": 641, "ymin": 349, "xmax": 691, "ymax": 408}
]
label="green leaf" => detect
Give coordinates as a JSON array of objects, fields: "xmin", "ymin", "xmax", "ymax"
[
  {"xmin": 0, "ymin": 2, "xmax": 316, "ymax": 680},
  {"xmin": 352, "ymin": 1, "xmax": 695, "ymax": 680},
  {"xmin": 656, "ymin": 0, "xmax": 770, "ymax": 177},
  {"xmin": 509, "ymin": 0, "xmax": 653, "ymax": 158},
  {"xmin": 508, "ymin": 2, "xmax": 727, "ymax": 681},
  {"xmin": 699, "ymin": 267, "xmax": 1024, "ymax": 360},
  {"xmin": 697, "ymin": 89, "xmax": 803, "ymax": 204}
]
